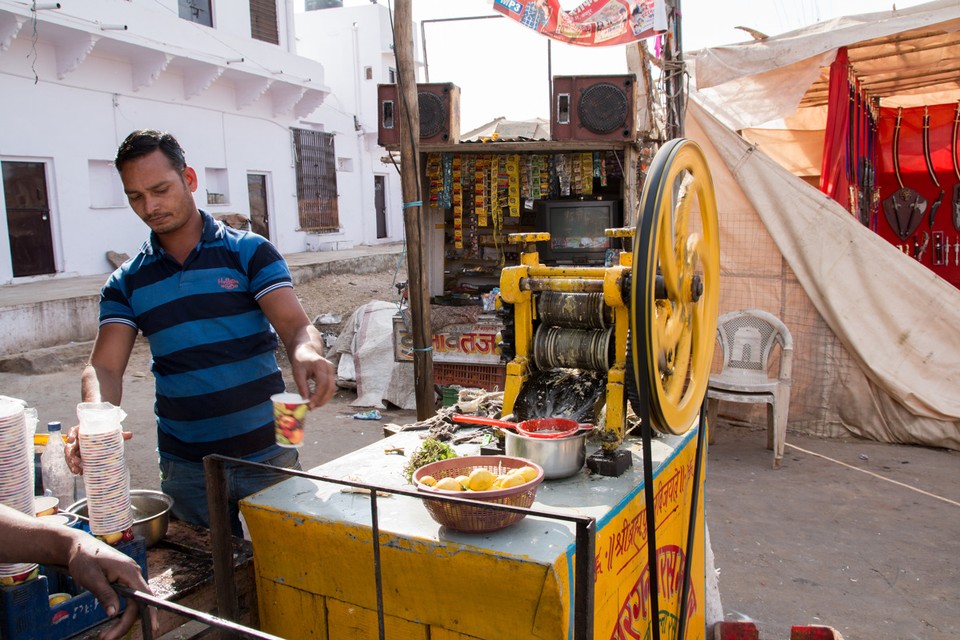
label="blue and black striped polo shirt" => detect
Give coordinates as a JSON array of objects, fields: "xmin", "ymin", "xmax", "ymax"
[{"xmin": 99, "ymin": 210, "xmax": 290, "ymax": 463}]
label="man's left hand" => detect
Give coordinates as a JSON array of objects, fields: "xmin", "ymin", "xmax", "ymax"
[{"xmin": 291, "ymin": 342, "xmax": 336, "ymax": 409}]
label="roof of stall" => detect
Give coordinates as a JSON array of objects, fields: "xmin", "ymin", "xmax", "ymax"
[{"xmin": 689, "ymin": 0, "xmax": 960, "ymax": 129}]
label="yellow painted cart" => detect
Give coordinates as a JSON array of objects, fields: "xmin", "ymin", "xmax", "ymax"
[
  {"xmin": 243, "ymin": 137, "xmax": 719, "ymax": 640},
  {"xmin": 242, "ymin": 425, "xmax": 705, "ymax": 640}
]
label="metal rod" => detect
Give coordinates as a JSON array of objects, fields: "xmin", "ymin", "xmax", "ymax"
[
  {"xmin": 419, "ymin": 15, "xmax": 502, "ymax": 83},
  {"xmin": 119, "ymin": 585, "xmax": 284, "ymax": 640},
  {"xmin": 848, "ymin": 36, "xmax": 960, "ymax": 62},
  {"xmin": 848, "ymin": 27, "xmax": 957, "ymax": 50},
  {"xmin": 521, "ymin": 278, "xmax": 605, "ymax": 293},
  {"xmin": 203, "ymin": 455, "xmax": 239, "ymax": 639},
  {"xmin": 204, "ymin": 455, "xmax": 594, "ymax": 524},
  {"xmin": 574, "ymin": 518, "xmax": 596, "ymax": 640},
  {"xmin": 370, "ymin": 491, "xmax": 386, "ymax": 640},
  {"xmin": 201, "ymin": 455, "xmax": 597, "ymax": 638},
  {"xmin": 420, "ymin": 19, "xmax": 429, "ymax": 83},
  {"xmin": 526, "ymin": 265, "xmax": 610, "ymax": 278},
  {"xmin": 137, "ymin": 598, "xmax": 154, "ymax": 640}
]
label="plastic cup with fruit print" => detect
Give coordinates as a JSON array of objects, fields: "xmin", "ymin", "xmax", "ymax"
[{"xmin": 271, "ymin": 393, "xmax": 308, "ymax": 448}]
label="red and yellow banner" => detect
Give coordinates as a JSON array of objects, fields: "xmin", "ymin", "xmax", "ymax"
[{"xmin": 492, "ymin": 0, "xmax": 666, "ymax": 47}]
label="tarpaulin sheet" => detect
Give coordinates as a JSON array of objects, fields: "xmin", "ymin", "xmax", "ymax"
[
  {"xmin": 687, "ymin": 98, "xmax": 960, "ymax": 450},
  {"xmin": 690, "ymin": 0, "xmax": 960, "ymax": 130}
]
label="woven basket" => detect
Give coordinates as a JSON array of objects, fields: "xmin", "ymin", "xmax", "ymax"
[{"xmin": 413, "ymin": 456, "xmax": 544, "ymax": 533}]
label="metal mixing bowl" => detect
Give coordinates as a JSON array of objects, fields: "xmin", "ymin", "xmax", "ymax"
[
  {"xmin": 66, "ymin": 490, "xmax": 174, "ymax": 548},
  {"xmin": 504, "ymin": 430, "xmax": 587, "ymax": 479}
]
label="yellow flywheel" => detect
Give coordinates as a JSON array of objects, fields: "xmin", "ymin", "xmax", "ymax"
[{"xmin": 630, "ymin": 139, "xmax": 720, "ymax": 435}]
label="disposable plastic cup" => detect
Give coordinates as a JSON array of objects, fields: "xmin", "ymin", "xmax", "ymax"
[
  {"xmin": 49, "ymin": 592, "xmax": 72, "ymax": 606},
  {"xmin": 38, "ymin": 514, "xmax": 73, "ymax": 527},
  {"xmin": 0, "ymin": 563, "xmax": 38, "ymax": 585},
  {"xmin": 271, "ymin": 393, "xmax": 308, "ymax": 448},
  {"xmin": 34, "ymin": 496, "xmax": 59, "ymax": 516},
  {"xmin": 76, "ymin": 402, "xmax": 132, "ymax": 536}
]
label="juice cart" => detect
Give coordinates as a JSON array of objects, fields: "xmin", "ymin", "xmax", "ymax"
[
  {"xmin": 243, "ymin": 426, "xmax": 704, "ymax": 639},
  {"xmin": 241, "ymin": 139, "xmax": 719, "ymax": 640}
]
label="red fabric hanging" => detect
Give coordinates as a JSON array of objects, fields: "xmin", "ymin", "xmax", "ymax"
[{"xmin": 819, "ymin": 48, "xmax": 851, "ymax": 209}]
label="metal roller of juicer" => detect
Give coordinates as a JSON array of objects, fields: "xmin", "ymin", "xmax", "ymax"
[{"xmin": 495, "ymin": 139, "xmax": 720, "ymax": 476}]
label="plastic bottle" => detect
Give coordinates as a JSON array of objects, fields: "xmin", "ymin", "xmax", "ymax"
[{"xmin": 41, "ymin": 421, "xmax": 75, "ymax": 509}]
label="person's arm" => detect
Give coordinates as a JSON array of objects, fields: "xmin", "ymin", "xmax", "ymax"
[
  {"xmin": 67, "ymin": 324, "xmax": 137, "ymax": 474},
  {"xmin": 0, "ymin": 504, "xmax": 156, "ymax": 640},
  {"xmin": 258, "ymin": 287, "xmax": 336, "ymax": 409},
  {"xmin": 81, "ymin": 323, "xmax": 138, "ymax": 405}
]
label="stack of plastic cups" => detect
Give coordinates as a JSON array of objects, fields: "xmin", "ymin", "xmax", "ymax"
[
  {"xmin": 0, "ymin": 398, "xmax": 38, "ymax": 583},
  {"xmin": 23, "ymin": 407, "xmax": 38, "ymax": 496},
  {"xmin": 76, "ymin": 402, "xmax": 133, "ymax": 543}
]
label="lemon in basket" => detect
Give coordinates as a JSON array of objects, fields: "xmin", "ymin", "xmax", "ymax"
[
  {"xmin": 498, "ymin": 471, "xmax": 527, "ymax": 489},
  {"xmin": 467, "ymin": 468, "xmax": 496, "ymax": 491},
  {"xmin": 434, "ymin": 477, "xmax": 464, "ymax": 491},
  {"xmin": 455, "ymin": 475, "xmax": 470, "ymax": 489},
  {"xmin": 420, "ymin": 475, "xmax": 437, "ymax": 487},
  {"xmin": 517, "ymin": 466, "xmax": 538, "ymax": 483}
]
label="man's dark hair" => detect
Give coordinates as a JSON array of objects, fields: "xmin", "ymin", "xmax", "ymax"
[{"xmin": 115, "ymin": 129, "xmax": 187, "ymax": 173}]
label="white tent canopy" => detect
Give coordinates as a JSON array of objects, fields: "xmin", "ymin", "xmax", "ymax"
[
  {"xmin": 690, "ymin": 0, "xmax": 960, "ymax": 130},
  {"xmin": 651, "ymin": 0, "xmax": 960, "ymax": 450},
  {"xmin": 686, "ymin": 99, "xmax": 960, "ymax": 450}
]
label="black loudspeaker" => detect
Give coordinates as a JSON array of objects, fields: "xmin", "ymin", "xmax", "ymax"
[
  {"xmin": 377, "ymin": 83, "xmax": 460, "ymax": 146},
  {"xmin": 551, "ymin": 75, "xmax": 637, "ymax": 142}
]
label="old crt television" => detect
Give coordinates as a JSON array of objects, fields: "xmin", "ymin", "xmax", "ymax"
[{"xmin": 534, "ymin": 199, "xmax": 622, "ymax": 265}]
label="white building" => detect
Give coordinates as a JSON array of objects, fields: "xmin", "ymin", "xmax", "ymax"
[
  {"xmin": 294, "ymin": 1, "xmax": 415, "ymax": 253},
  {"xmin": 0, "ymin": 0, "xmax": 409, "ymax": 285}
]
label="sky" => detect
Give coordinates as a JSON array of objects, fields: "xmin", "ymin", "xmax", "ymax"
[{"xmin": 302, "ymin": 0, "xmax": 932, "ymax": 131}]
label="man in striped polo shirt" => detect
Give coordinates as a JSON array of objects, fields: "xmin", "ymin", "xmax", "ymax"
[{"xmin": 67, "ymin": 129, "xmax": 336, "ymax": 536}]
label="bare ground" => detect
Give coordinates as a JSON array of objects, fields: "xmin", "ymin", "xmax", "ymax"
[
  {"xmin": 0, "ymin": 269, "xmax": 417, "ymax": 494},
  {"xmin": 292, "ymin": 269, "xmax": 407, "ymax": 341},
  {"xmin": 2, "ymin": 267, "xmax": 958, "ymax": 639}
]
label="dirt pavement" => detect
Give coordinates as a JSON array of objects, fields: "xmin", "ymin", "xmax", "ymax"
[
  {"xmin": 0, "ymin": 337, "xmax": 419, "ymax": 490},
  {"xmin": 1, "ymin": 267, "xmax": 957, "ymax": 638},
  {"xmin": 706, "ymin": 425, "xmax": 959, "ymax": 640},
  {"xmin": 0, "ymin": 269, "xmax": 418, "ymax": 487}
]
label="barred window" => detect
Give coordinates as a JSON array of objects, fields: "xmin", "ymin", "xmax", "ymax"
[
  {"xmin": 179, "ymin": 0, "xmax": 212, "ymax": 27},
  {"xmin": 250, "ymin": 0, "xmax": 279, "ymax": 45},
  {"xmin": 292, "ymin": 128, "xmax": 340, "ymax": 233}
]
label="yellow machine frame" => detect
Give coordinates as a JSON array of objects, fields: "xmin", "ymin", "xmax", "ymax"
[
  {"xmin": 497, "ymin": 138, "xmax": 720, "ymax": 456},
  {"xmin": 499, "ymin": 231, "xmax": 634, "ymax": 452}
]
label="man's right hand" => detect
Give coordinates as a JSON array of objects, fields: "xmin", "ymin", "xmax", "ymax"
[
  {"xmin": 66, "ymin": 531, "xmax": 157, "ymax": 640},
  {"xmin": 65, "ymin": 425, "xmax": 84, "ymax": 475},
  {"xmin": 65, "ymin": 425, "xmax": 133, "ymax": 476}
]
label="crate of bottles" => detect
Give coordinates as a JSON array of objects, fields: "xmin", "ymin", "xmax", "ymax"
[{"xmin": 0, "ymin": 536, "xmax": 147, "ymax": 640}]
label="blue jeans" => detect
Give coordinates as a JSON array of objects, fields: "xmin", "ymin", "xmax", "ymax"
[{"xmin": 159, "ymin": 448, "xmax": 300, "ymax": 537}]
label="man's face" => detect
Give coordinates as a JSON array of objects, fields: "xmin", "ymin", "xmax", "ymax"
[{"xmin": 120, "ymin": 149, "xmax": 198, "ymax": 235}]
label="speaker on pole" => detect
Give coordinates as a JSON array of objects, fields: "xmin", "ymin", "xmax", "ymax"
[
  {"xmin": 377, "ymin": 82, "xmax": 461, "ymax": 146},
  {"xmin": 551, "ymin": 75, "xmax": 637, "ymax": 142}
]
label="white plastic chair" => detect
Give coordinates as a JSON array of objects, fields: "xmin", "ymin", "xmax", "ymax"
[{"xmin": 707, "ymin": 309, "xmax": 794, "ymax": 468}]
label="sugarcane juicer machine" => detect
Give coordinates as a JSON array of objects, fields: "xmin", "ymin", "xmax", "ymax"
[{"xmin": 497, "ymin": 139, "xmax": 720, "ymax": 476}]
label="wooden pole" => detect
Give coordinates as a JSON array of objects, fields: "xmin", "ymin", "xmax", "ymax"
[
  {"xmin": 665, "ymin": 0, "xmax": 684, "ymax": 139},
  {"xmin": 393, "ymin": 0, "xmax": 434, "ymax": 420}
]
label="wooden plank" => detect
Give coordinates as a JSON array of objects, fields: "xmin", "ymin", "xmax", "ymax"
[{"xmin": 392, "ymin": 140, "xmax": 637, "ymax": 154}]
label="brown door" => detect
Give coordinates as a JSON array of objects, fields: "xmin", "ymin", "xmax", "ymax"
[
  {"xmin": 247, "ymin": 173, "xmax": 269, "ymax": 240},
  {"xmin": 374, "ymin": 175, "xmax": 387, "ymax": 239},
  {"xmin": 3, "ymin": 161, "xmax": 55, "ymax": 277}
]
